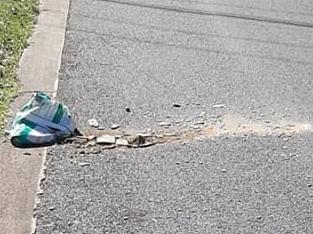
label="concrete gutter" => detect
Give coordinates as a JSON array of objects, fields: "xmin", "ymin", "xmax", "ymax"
[{"xmin": 0, "ymin": 0, "xmax": 70, "ymax": 233}]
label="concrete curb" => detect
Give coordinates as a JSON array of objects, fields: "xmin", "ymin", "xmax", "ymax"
[{"xmin": 0, "ymin": 0, "xmax": 70, "ymax": 233}]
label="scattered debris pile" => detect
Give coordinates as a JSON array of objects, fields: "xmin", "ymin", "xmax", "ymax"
[
  {"xmin": 63, "ymin": 129, "xmax": 182, "ymax": 149},
  {"xmin": 8, "ymin": 92, "xmax": 313, "ymax": 149}
]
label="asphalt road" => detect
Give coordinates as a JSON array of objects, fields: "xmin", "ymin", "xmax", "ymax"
[{"xmin": 36, "ymin": 0, "xmax": 313, "ymax": 233}]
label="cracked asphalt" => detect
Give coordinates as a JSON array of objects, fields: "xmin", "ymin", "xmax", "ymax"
[{"xmin": 35, "ymin": 0, "xmax": 313, "ymax": 233}]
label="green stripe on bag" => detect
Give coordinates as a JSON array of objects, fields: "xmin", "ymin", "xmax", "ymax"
[
  {"xmin": 53, "ymin": 104, "xmax": 64, "ymax": 123},
  {"xmin": 19, "ymin": 125, "xmax": 33, "ymax": 143},
  {"xmin": 18, "ymin": 120, "xmax": 37, "ymax": 144}
]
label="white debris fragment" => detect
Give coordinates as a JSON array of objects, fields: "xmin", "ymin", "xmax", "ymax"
[
  {"xmin": 213, "ymin": 104, "xmax": 225, "ymax": 108},
  {"xmin": 190, "ymin": 125, "xmax": 202, "ymax": 130},
  {"xmin": 96, "ymin": 135, "xmax": 116, "ymax": 144},
  {"xmin": 88, "ymin": 119, "xmax": 99, "ymax": 128},
  {"xmin": 111, "ymin": 124, "xmax": 120, "ymax": 130},
  {"xmin": 158, "ymin": 122, "xmax": 171, "ymax": 127},
  {"xmin": 87, "ymin": 135, "xmax": 96, "ymax": 140},
  {"xmin": 116, "ymin": 139, "xmax": 129, "ymax": 146},
  {"xmin": 137, "ymin": 132, "xmax": 152, "ymax": 137}
]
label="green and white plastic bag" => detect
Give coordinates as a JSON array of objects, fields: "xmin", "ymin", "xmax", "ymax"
[{"xmin": 9, "ymin": 92, "xmax": 76, "ymax": 147}]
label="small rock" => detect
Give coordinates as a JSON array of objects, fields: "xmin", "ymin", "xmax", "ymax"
[
  {"xmin": 307, "ymin": 184, "xmax": 312, "ymax": 188},
  {"xmin": 123, "ymin": 216, "xmax": 129, "ymax": 220},
  {"xmin": 79, "ymin": 162, "xmax": 90, "ymax": 167},
  {"xmin": 127, "ymin": 135, "xmax": 140, "ymax": 144},
  {"xmin": 127, "ymin": 135, "xmax": 146, "ymax": 146},
  {"xmin": 96, "ymin": 135, "xmax": 116, "ymax": 144},
  {"xmin": 213, "ymin": 104, "xmax": 225, "ymax": 108},
  {"xmin": 125, "ymin": 107, "xmax": 131, "ymax": 113},
  {"xmin": 158, "ymin": 122, "xmax": 171, "ymax": 127},
  {"xmin": 23, "ymin": 152, "xmax": 31, "ymax": 156},
  {"xmin": 49, "ymin": 206, "xmax": 56, "ymax": 211},
  {"xmin": 173, "ymin": 103, "xmax": 181, "ymax": 108},
  {"xmin": 221, "ymin": 169, "xmax": 227, "ymax": 172},
  {"xmin": 194, "ymin": 120, "xmax": 205, "ymax": 125},
  {"xmin": 88, "ymin": 119, "xmax": 99, "ymax": 128},
  {"xmin": 257, "ymin": 216, "xmax": 262, "ymax": 220},
  {"xmin": 111, "ymin": 124, "xmax": 120, "ymax": 130}
]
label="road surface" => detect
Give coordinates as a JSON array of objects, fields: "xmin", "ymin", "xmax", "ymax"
[{"xmin": 35, "ymin": 0, "xmax": 313, "ymax": 233}]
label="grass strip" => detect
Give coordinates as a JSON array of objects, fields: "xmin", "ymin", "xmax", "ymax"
[{"xmin": 0, "ymin": 0, "xmax": 38, "ymax": 130}]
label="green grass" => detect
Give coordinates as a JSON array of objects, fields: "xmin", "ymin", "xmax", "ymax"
[{"xmin": 0, "ymin": 0, "xmax": 38, "ymax": 130}]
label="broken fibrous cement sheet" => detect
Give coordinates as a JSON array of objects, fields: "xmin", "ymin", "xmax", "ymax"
[{"xmin": 64, "ymin": 115, "xmax": 312, "ymax": 149}]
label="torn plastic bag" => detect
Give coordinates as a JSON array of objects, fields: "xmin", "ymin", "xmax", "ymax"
[{"xmin": 9, "ymin": 92, "xmax": 76, "ymax": 148}]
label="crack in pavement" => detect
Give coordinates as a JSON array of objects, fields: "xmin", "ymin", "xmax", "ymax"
[{"xmin": 97, "ymin": 0, "xmax": 313, "ymax": 29}]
